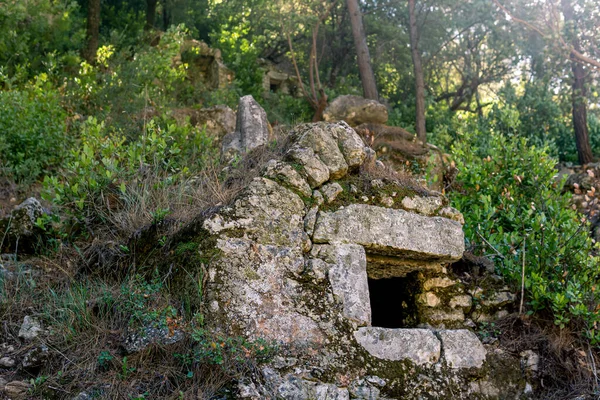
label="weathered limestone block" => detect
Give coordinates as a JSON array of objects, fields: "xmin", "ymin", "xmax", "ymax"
[
  {"xmin": 324, "ymin": 95, "xmax": 388, "ymax": 126},
  {"xmin": 354, "ymin": 327, "xmax": 441, "ymax": 365},
  {"xmin": 438, "ymin": 329, "xmax": 487, "ymax": 369},
  {"xmin": 321, "ymin": 182, "xmax": 343, "ymax": 203},
  {"xmin": 222, "ymin": 95, "xmax": 270, "ymax": 160},
  {"xmin": 0, "ymin": 197, "xmax": 47, "ymax": 252},
  {"xmin": 263, "ymin": 159, "xmax": 312, "ymax": 197},
  {"xmin": 481, "ymin": 291, "xmax": 516, "ymax": 308},
  {"xmin": 203, "ymin": 177, "xmax": 305, "ymax": 246},
  {"xmin": 419, "ymin": 292, "xmax": 441, "ymax": 307},
  {"xmin": 287, "ymin": 146, "xmax": 330, "ymax": 188},
  {"xmin": 366, "ymin": 255, "xmax": 444, "ymax": 279},
  {"xmin": 292, "ymin": 123, "xmax": 349, "ymax": 179},
  {"xmin": 423, "ymin": 277, "xmax": 457, "ymax": 291},
  {"xmin": 401, "ymin": 195, "xmax": 444, "ymax": 216},
  {"xmin": 328, "ymin": 121, "xmax": 368, "ymax": 168},
  {"xmin": 449, "ymin": 295, "xmax": 472, "ymax": 310},
  {"xmin": 321, "ymin": 244, "xmax": 371, "ymax": 326},
  {"xmin": 313, "ymin": 204, "xmax": 464, "ymax": 261},
  {"xmin": 209, "ymin": 238, "xmax": 324, "ymax": 346}
]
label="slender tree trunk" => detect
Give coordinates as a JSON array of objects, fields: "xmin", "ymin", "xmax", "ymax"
[
  {"xmin": 346, "ymin": 0, "xmax": 378, "ymax": 100},
  {"xmin": 408, "ymin": 0, "xmax": 426, "ymax": 143},
  {"xmin": 145, "ymin": 0, "xmax": 158, "ymax": 30},
  {"xmin": 83, "ymin": 0, "xmax": 101, "ymax": 63},
  {"xmin": 561, "ymin": 0, "xmax": 593, "ymax": 164}
]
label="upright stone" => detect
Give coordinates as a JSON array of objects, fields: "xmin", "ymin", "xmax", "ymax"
[{"xmin": 222, "ymin": 95, "xmax": 270, "ymax": 161}]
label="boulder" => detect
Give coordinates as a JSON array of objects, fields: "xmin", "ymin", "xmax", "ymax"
[
  {"xmin": 222, "ymin": 95, "xmax": 271, "ymax": 161},
  {"xmin": 323, "ymin": 95, "xmax": 388, "ymax": 126},
  {"xmin": 0, "ymin": 197, "xmax": 46, "ymax": 252}
]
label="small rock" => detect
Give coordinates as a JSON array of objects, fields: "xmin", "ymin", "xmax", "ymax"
[
  {"xmin": 520, "ymin": 350, "xmax": 540, "ymax": 375},
  {"xmin": 354, "ymin": 327, "xmax": 441, "ymax": 365},
  {"xmin": 401, "ymin": 195, "xmax": 443, "ymax": 216},
  {"xmin": 304, "ymin": 206, "xmax": 319, "ymax": 237},
  {"xmin": 0, "ymin": 356, "xmax": 15, "ymax": 368},
  {"xmin": 379, "ymin": 196, "xmax": 394, "ymax": 207},
  {"xmin": 313, "ymin": 190, "xmax": 325, "ymax": 206},
  {"xmin": 423, "ymin": 277, "xmax": 457, "ymax": 291},
  {"xmin": 287, "ymin": 146, "xmax": 330, "ymax": 188},
  {"xmin": 481, "ymin": 291, "xmax": 516, "ymax": 308},
  {"xmin": 221, "ymin": 95, "xmax": 270, "ymax": 161},
  {"xmin": 21, "ymin": 345, "xmax": 49, "ymax": 370},
  {"xmin": 419, "ymin": 292, "xmax": 441, "ymax": 307},
  {"xmin": 365, "ymin": 375, "xmax": 386, "ymax": 387},
  {"xmin": 321, "ymin": 182, "xmax": 343, "ymax": 204},
  {"xmin": 439, "ymin": 206, "xmax": 465, "ymax": 224},
  {"xmin": 238, "ymin": 378, "xmax": 261, "ymax": 399},
  {"xmin": 263, "ymin": 160, "xmax": 312, "ymax": 197},
  {"xmin": 349, "ymin": 184, "xmax": 358, "ymax": 194},
  {"xmin": 449, "ymin": 295, "xmax": 472, "ymax": 309},
  {"xmin": 18, "ymin": 316, "xmax": 43, "ymax": 340},
  {"xmin": 371, "ymin": 179, "xmax": 384, "ymax": 188},
  {"xmin": 4, "ymin": 380, "xmax": 32, "ymax": 400},
  {"xmin": 349, "ymin": 378, "xmax": 380, "ymax": 399},
  {"xmin": 71, "ymin": 392, "xmax": 92, "ymax": 400},
  {"xmin": 438, "ymin": 329, "xmax": 487, "ymax": 369}
]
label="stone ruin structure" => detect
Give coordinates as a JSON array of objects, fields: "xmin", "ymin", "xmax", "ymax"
[
  {"xmin": 259, "ymin": 59, "xmax": 299, "ymax": 97},
  {"xmin": 175, "ymin": 39, "xmax": 234, "ymax": 90},
  {"xmin": 173, "ymin": 99, "xmax": 530, "ymax": 398}
]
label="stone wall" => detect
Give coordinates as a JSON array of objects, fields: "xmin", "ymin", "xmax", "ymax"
[{"xmin": 187, "ymin": 119, "xmax": 525, "ymax": 398}]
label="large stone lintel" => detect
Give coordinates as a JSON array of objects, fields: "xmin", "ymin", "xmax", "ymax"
[{"xmin": 313, "ymin": 204, "xmax": 464, "ymax": 262}]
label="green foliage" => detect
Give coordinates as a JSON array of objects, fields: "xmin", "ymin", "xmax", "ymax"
[
  {"xmin": 97, "ymin": 351, "xmax": 114, "ymax": 370},
  {"xmin": 262, "ymin": 93, "xmax": 313, "ymax": 125},
  {"xmin": 449, "ymin": 119, "xmax": 600, "ymax": 342},
  {"xmin": 117, "ymin": 274, "xmax": 177, "ymax": 329},
  {"xmin": 176, "ymin": 326, "xmax": 277, "ymax": 374},
  {"xmin": 0, "ymin": 0, "xmax": 83, "ymax": 85},
  {"xmin": 0, "ymin": 86, "xmax": 71, "ymax": 182},
  {"xmin": 42, "ymin": 115, "xmax": 218, "ymax": 231}
]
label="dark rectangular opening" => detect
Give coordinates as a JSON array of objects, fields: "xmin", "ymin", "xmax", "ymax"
[{"xmin": 368, "ymin": 271, "xmax": 420, "ymax": 328}]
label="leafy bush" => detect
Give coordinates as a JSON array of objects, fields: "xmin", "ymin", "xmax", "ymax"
[
  {"xmin": 0, "ymin": 0, "xmax": 83, "ymax": 85},
  {"xmin": 0, "ymin": 87, "xmax": 71, "ymax": 182},
  {"xmin": 42, "ymin": 115, "xmax": 218, "ymax": 234},
  {"xmin": 449, "ymin": 122, "xmax": 600, "ymax": 343}
]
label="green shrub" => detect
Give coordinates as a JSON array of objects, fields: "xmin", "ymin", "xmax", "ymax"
[
  {"xmin": 42, "ymin": 115, "xmax": 218, "ymax": 233},
  {"xmin": 449, "ymin": 122, "xmax": 600, "ymax": 343},
  {"xmin": 0, "ymin": 87, "xmax": 71, "ymax": 182},
  {"xmin": 176, "ymin": 327, "xmax": 277, "ymax": 376}
]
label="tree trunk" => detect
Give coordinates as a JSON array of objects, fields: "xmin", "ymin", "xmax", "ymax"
[
  {"xmin": 561, "ymin": 0, "xmax": 593, "ymax": 164},
  {"xmin": 83, "ymin": 0, "xmax": 101, "ymax": 63},
  {"xmin": 145, "ymin": 0, "xmax": 158, "ymax": 30},
  {"xmin": 346, "ymin": 0, "xmax": 378, "ymax": 100},
  {"xmin": 408, "ymin": 0, "xmax": 426, "ymax": 143}
]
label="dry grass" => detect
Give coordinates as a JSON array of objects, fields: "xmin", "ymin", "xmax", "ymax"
[{"xmin": 492, "ymin": 314, "xmax": 599, "ymax": 399}]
